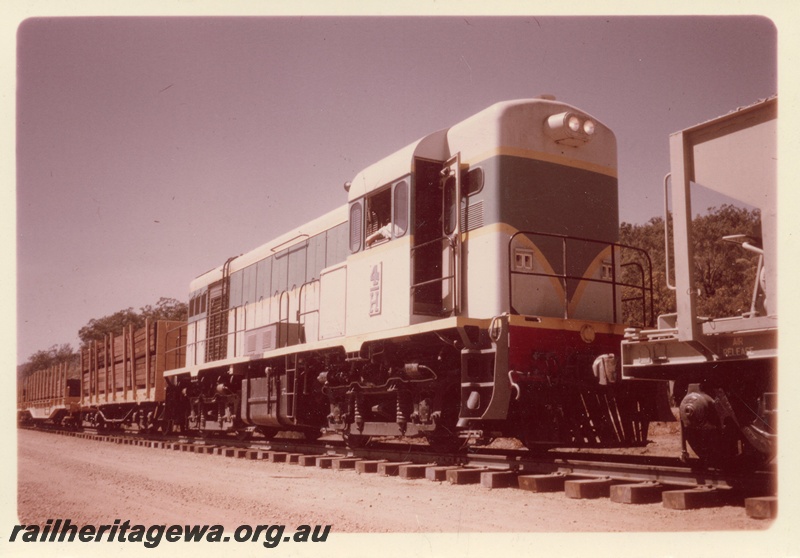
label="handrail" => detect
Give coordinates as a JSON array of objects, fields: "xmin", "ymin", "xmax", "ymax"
[
  {"xmin": 409, "ymin": 235, "xmax": 457, "ymax": 315},
  {"xmin": 508, "ymin": 230, "xmax": 655, "ymax": 327},
  {"xmin": 297, "ymin": 279, "xmax": 320, "ymax": 344},
  {"xmin": 278, "ymin": 290, "xmax": 290, "ymax": 348},
  {"xmin": 297, "ymin": 279, "xmax": 320, "ymax": 322},
  {"xmin": 270, "ymin": 233, "xmax": 310, "ymax": 253}
]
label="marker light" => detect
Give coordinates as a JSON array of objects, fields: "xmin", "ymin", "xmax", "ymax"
[{"xmin": 545, "ymin": 111, "xmax": 597, "ymax": 146}]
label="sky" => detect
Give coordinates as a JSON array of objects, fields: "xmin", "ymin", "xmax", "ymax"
[{"xmin": 11, "ymin": 9, "xmax": 783, "ymax": 364}]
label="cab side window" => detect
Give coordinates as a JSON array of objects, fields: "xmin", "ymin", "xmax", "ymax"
[
  {"xmin": 393, "ymin": 179, "xmax": 409, "ymax": 236},
  {"xmin": 366, "ymin": 177, "xmax": 410, "ymax": 248},
  {"xmin": 365, "ymin": 188, "xmax": 392, "ymax": 247}
]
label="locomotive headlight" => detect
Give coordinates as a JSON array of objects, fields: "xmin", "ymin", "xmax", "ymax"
[
  {"xmin": 544, "ymin": 111, "xmax": 596, "ymax": 146},
  {"xmin": 568, "ymin": 115, "xmax": 581, "ymax": 132}
]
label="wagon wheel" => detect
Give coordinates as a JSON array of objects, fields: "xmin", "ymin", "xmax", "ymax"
[
  {"xmin": 139, "ymin": 422, "xmax": 156, "ymax": 436},
  {"xmin": 682, "ymin": 384, "xmax": 775, "ymax": 470},
  {"xmin": 198, "ymin": 428, "xmax": 216, "ymax": 439}
]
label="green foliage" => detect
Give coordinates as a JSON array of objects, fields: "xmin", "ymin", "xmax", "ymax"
[
  {"xmin": 690, "ymin": 205, "xmax": 762, "ymax": 318},
  {"xmin": 619, "ymin": 215, "xmax": 676, "ymax": 325},
  {"xmin": 620, "ymin": 205, "xmax": 761, "ymax": 326},
  {"xmin": 77, "ymin": 297, "xmax": 187, "ymax": 348},
  {"xmin": 19, "ymin": 343, "xmax": 77, "ymax": 380}
]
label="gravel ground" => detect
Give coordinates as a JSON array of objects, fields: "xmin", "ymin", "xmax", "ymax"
[{"xmin": 10, "ymin": 428, "xmax": 790, "ymax": 558}]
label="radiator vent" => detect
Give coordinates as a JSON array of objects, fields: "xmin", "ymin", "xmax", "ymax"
[{"xmin": 462, "ymin": 200, "xmax": 485, "ymax": 232}]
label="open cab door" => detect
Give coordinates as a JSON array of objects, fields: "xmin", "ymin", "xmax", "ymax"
[{"xmin": 411, "ymin": 153, "xmax": 462, "ymax": 316}]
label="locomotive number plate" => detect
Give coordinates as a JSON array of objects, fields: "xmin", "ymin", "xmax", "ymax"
[{"xmin": 369, "ymin": 263, "xmax": 382, "ymax": 316}]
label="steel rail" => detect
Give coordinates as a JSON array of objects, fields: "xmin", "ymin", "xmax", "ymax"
[{"xmin": 22, "ymin": 425, "xmax": 776, "ymax": 497}]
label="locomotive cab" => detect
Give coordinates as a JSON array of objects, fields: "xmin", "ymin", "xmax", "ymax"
[{"xmin": 335, "ymin": 98, "xmax": 669, "ymax": 448}]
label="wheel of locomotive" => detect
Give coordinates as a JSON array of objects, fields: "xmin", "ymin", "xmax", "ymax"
[
  {"xmin": 235, "ymin": 429, "xmax": 253, "ymax": 441},
  {"xmin": 426, "ymin": 432, "xmax": 463, "ymax": 453},
  {"xmin": 515, "ymin": 382, "xmax": 582, "ymax": 452},
  {"xmin": 139, "ymin": 423, "xmax": 154, "ymax": 436},
  {"xmin": 424, "ymin": 376, "xmax": 462, "ymax": 453},
  {"xmin": 303, "ymin": 428, "xmax": 324, "ymax": 440},
  {"xmin": 159, "ymin": 419, "xmax": 175, "ymax": 435},
  {"xmin": 342, "ymin": 431, "xmax": 371, "ymax": 449},
  {"xmin": 258, "ymin": 427, "xmax": 278, "ymax": 440}
]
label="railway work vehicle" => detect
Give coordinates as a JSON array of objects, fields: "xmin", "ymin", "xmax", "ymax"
[{"xmin": 621, "ymin": 97, "xmax": 777, "ymax": 469}]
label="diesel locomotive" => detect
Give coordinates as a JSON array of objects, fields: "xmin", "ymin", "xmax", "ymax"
[{"xmin": 165, "ymin": 96, "xmax": 670, "ymax": 451}]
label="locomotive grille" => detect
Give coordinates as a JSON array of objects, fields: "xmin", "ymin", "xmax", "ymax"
[
  {"xmin": 262, "ymin": 329, "xmax": 274, "ymax": 351},
  {"xmin": 462, "ymin": 200, "xmax": 484, "ymax": 232}
]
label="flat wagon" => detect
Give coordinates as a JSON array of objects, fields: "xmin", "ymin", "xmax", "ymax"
[{"xmin": 80, "ymin": 319, "xmax": 186, "ymax": 432}]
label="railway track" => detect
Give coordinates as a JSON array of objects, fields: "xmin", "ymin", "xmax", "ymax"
[{"xmin": 25, "ymin": 426, "xmax": 777, "ymax": 520}]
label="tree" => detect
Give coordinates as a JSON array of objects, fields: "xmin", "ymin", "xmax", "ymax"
[
  {"xmin": 139, "ymin": 297, "xmax": 188, "ymax": 323},
  {"xmin": 690, "ymin": 205, "xmax": 761, "ymax": 319},
  {"xmin": 20, "ymin": 343, "xmax": 78, "ymax": 379},
  {"xmin": 619, "ymin": 205, "xmax": 761, "ymax": 325},
  {"xmin": 77, "ymin": 307, "xmax": 141, "ymax": 347},
  {"xmin": 77, "ymin": 297, "xmax": 187, "ymax": 348},
  {"xmin": 619, "ymin": 215, "xmax": 676, "ymax": 325}
]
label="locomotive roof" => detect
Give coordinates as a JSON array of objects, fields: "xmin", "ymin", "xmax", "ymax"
[
  {"xmin": 189, "ymin": 204, "xmax": 347, "ymax": 291},
  {"xmin": 347, "ymin": 97, "xmax": 615, "ymax": 201},
  {"xmin": 190, "ymin": 97, "xmax": 615, "ymax": 292}
]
